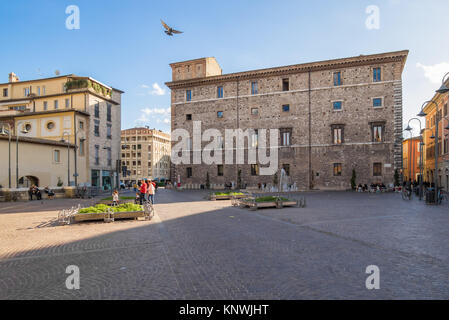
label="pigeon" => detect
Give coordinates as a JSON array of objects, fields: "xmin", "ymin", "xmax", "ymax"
[{"xmin": 161, "ymin": 19, "xmax": 183, "ymax": 36}]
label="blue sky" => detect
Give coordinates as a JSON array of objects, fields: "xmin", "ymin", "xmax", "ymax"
[{"xmin": 1, "ymin": 0, "xmax": 448, "ymax": 135}]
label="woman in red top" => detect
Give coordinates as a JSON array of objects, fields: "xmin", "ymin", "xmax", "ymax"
[{"xmin": 139, "ymin": 179, "xmax": 147, "ymax": 205}]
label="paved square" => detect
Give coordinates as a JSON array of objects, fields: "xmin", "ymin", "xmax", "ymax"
[{"xmin": 0, "ymin": 190, "xmax": 448, "ymax": 299}]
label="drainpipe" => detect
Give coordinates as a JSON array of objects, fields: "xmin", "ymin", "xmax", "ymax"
[
  {"xmin": 308, "ymin": 70, "xmax": 312, "ymax": 190},
  {"xmin": 236, "ymin": 78, "xmax": 240, "ymax": 189}
]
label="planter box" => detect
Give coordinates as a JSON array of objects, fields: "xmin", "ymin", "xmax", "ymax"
[
  {"xmin": 238, "ymin": 199, "xmax": 298, "ymax": 210},
  {"xmin": 210, "ymin": 194, "xmax": 247, "ymax": 201},
  {"xmin": 73, "ymin": 211, "xmax": 145, "ymax": 222}
]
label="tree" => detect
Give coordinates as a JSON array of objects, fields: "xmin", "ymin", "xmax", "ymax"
[
  {"xmin": 394, "ymin": 169, "xmax": 400, "ymax": 187},
  {"xmin": 205, "ymin": 172, "xmax": 210, "ymax": 189},
  {"xmin": 237, "ymin": 169, "xmax": 242, "ymax": 189},
  {"xmin": 351, "ymin": 169, "xmax": 357, "ymax": 190}
]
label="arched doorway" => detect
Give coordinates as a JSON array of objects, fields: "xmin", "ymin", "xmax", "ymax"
[{"xmin": 19, "ymin": 176, "xmax": 39, "ymax": 188}]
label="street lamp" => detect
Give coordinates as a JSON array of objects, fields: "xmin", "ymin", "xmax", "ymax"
[
  {"xmin": 406, "ymin": 118, "xmax": 424, "ymax": 200},
  {"xmin": 418, "ymin": 100, "xmax": 440, "ymax": 204},
  {"xmin": 60, "ymin": 132, "xmax": 71, "ymax": 186},
  {"xmin": 436, "ymin": 72, "xmax": 449, "ymax": 94}
]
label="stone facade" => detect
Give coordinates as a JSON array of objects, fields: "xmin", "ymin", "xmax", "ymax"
[{"xmin": 166, "ymin": 51, "xmax": 408, "ymax": 190}]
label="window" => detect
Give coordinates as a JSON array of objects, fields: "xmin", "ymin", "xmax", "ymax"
[
  {"xmin": 333, "ymin": 101, "xmax": 342, "ymax": 111},
  {"xmin": 24, "ymin": 87, "xmax": 30, "ymax": 97},
  {"xmin": 333, "ymin": 72, "xmax": 342, "ymax": 86},
  {"xmin": 332, "ymin": 125, "xmax": 344, "ymax": 145},
  {"xmin": 187, "ymin": 167, "xmax": 192, "ymax": 178},
  {"xmin": 251, "ymin": 164, "xmax": 259, "ymax": 176},
  {"xmin": 251, "ymin": 129, "xmax": 258, "ymax": 148},
  {"xmin": 444, "ymin": 103, "xmax": 448, "ymax": 117},
  {"xmin": 79, "ymin": 121, "xmax": 84, "ymax": 129},
  {"xmin": 217, "ymin": 165, "xmax": 224, "ymax": 176},
  {"xmin": 54, "ymin": 150, "xmax": 60, "ymax": 163},
  {"xmin": 333, "ymin": 163, "xmax": 342, "ymax": 176},
  {"xmin": 251, "ymin": 81, "xmax": 258, "ymax": 95},
  {"xmin": 217, "ymin": 86, "xmax": 223, "ymax": 98},
  {"xmin": 282, "ymin": 164, "xmax": 290, "ymax": 176},
  {"xmin": 37, "ymin": 87, "xmax": 40, "ymax": 96},
  {"xmin": 107, "ymin": 124, "xmax": 112, "ymax": 139},
  {"xmin": 282, "ymin": 104, "xmax": 290, "ymax": 112},
  {"xmin": 79, "ymin": 139, "xmax": 85, "ymax": 156},
  {"xmin": 373, "ymin": 163, "xmax": 382, "ymax": 176},
  {"xmin": 65, "ymin": 98, "xmax": 70, "ymax": 109},
  {"xmin": 251, "ymin": 108, "xmax": 259, "ymax": 116},
  {"xmin": 373, "ymin": 67, "xmax": 382, "ymax": 82},
  {"xmin": 217, "ymin": 111, "xmax": 224, "ymax": 118},
  {"xmin": 280, "ymin": 128, "xmax": 292, "ymax": 146},
  {"xmin": 107, "ymin": 104, "xmax": 112, "ymax": 122},
  {"xmin": 54, "ymin": 100, "xmax": 58, "ymax": 109},
  {"xmin": 43, "ymin": 101, "xmax": 48, "ymax": 111},
  {"xmin": 282, "ymin": 78, "xmax": 290, "ymax": 91},
  {"xmin": 2, "ymin": 88, "xmax": 7, "ymax": 97},
  {"xmin": 95, "ymin": 145, "xmax": 100, "ymax": 165},
  {"xmin": 186, "ymin": 114, "xmax": 192, "ymax": 121},
  {"xmin": 107, "ymin": 148, "xmax": 112, "ymax": 166},
  {"xmin": 94, "ymin": 120, "xmax": 100, "ymax": 137},
  {"xmin": 186, "ymin": 90, "xmax": 192, "ymax": 102},
  {"xmin": 373, "ymin": 98, "xmax": 383, "ymax": 108},
  {"xmin": 46, "ymin": 121, "xmax": 55, "ymax": 130},
  {"xmin": 372, "ymin": 124, "xmax": 384, "ymax": 143},
  {"xmin": 94, "ymin": 103, "xmax": 100, "ymax": 118},
  {"xmin": 24, "ymin": 123, "xmax": 31, "ymax": 132}
]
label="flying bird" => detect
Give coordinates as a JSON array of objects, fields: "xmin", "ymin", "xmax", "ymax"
[{"xmin": 161, "ymin": 19, "xmax": 183, "ymax": 36}]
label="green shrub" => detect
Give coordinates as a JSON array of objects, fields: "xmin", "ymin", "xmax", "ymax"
[{"xmin": 78, "ymin": 203, "xmax": 143, "ymax": 214}]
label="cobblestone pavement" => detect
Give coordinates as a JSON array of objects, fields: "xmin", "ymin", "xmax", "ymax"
[{"xmin": 0, "ymin": 190, "xmax": 448, "ymax": 299}]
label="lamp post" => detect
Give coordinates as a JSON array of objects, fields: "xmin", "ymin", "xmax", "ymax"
[
  {"xmin": 61, "ymin": 132, "xmax": 71, "ymax": 186},
  {"xmin": 418, "ymin": 100, "xmax": 440, "ymax": 204},
  {"xmin": 406, "ymin": 118, "xmax": 423, "ymax": 200},
  {"xmin": 0, "ymin": 123, "xmax": 12, "ymax": 188}
]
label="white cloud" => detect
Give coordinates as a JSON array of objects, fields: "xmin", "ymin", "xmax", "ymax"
[
  {"xmin": 140, "ymin": 84, "xmax": 150, "ymax": 89},
  {"xmin": 141, "ymin": 107, "xmax": 170, "ymax": 115},
  {"xmin": 416, "ymin": 62, "xmax": 449, "ymax": 84},
  {"xmin": 150, "ymin": 83, "xmax": 166, "ymax": 96},
  {"xmin": 135, "ymin": 107, "xmax": 171, "ymax": 126}
]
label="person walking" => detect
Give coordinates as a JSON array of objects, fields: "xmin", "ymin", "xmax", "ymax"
[
  {"xmin": 112, "ymin": 189, "xmax": 119, "ymax": 206},
  {"xmin": 147, "ymin": 179, "xmax": 155, "ymax": 204},
  {"xmin": 139, "ymin": 179, "xmax": 147, "ymax": 205}
]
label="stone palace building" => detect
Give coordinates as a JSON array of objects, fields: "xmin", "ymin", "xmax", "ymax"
[{"xmin": 166, "ymin": 51, "xmax": 408, "ymax": 190}]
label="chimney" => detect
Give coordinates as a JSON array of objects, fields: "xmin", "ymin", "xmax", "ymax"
[{"xmin": 9, "ymin": 72, "xmax": 19, "ymax": 83}]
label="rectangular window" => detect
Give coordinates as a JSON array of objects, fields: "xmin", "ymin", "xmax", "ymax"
[
  {"xmin": 79, "ymin": 121, "xmax": 84, "ymax": 129},
  {"xmin": 373, "ymin": 163, "xmax": 382, "ymax": 176},
  {"xmin": 282, "ymin": 104, "xmax": 290, "ymax": 112},
  {"xmin": 217, "ymin": 111, "xmax": 224, "ymax": 118},
  {"xmin": 282, "ymin": 78, "xmax": 290, "ymax": 91},
  {"xmin": 94, "ymin": 120, "xmax": 100, "ymax": 137},
  {"xmin": 217, "ymin": 86, "xmax": 223, "ymax": 98},
  {"xmin": 107, "ymin": 124, "xmax": 112, "ymax": 139},
  {"xmin": 65, "ymin": 98, "xmax": 70, "ymax": 108},
  {"xmin": 54, "ymin": 100, "xmax": 58, "ymax": 109},
  {"xmin": 37, "ymin": 87, "xmax": 40, "ymax": 96},
  {"xmin": 280, "ymin": 128, "xmax": 292, "ymax": 146},
  {"xmin": 373, "ymin": 125, "xmax": 383, "ymax": 142},
  {"xmin": 95, "ymin": 145, "xmax": 100, "ymax": 165},
  {"xmin": 373, "ymin": 67, "xmax": 382, "ymax": 82},
  {"xmin": 186, "ymin": 114, "xmax": 192, "ymax": 121},
  {"xmin": 186, "ymin": 167, "xmax": 192, "ymax": 178},
  {"xmin": 24, "ymin": 87, "xmax": 30, "ymax": 97},
  {"xmin": 333, "ymin": 72, "xmax": 342, "ymax": 86},
  {"xmin": 43, "ymin": 101, "xmax": 48, "ymax": 111},
  {"xmin": 107, "ymin": 103, "xmax": 112, "ymax": 122},
  {"xmin": 333, "ymin": 101, "xmax": 342, "ymax": 111},
  {"xmin": 79, "ymin": 139, "xmax": 85, "ymax": 156},
  {"xmin": 282, "ymin": 164, "xmax": 290, "ymax": 176},
  {"xmin": 333, "ymin": 163, "xmax": 342, "ymax": 176},
  {"xmin": 107, "ymin": 148, "xmax": 112, "ymax": 166},
  {"xmin": 333, "ymin": 128, "xmax": 343, "ymax": 145},
  {"xmin": 251, "ymin": 108, "xmax": 259, "ymax": 116},
  {"xmin": 251, "ymin": 164, "xmax": 259, "ymax": 176},
  {"xmin": 2, "ymin": 88, "xmax": 8, "ymax": 97},
  {"xmin": 94, "ymin": 103, "xmax": 100, "ymax": 118},
  {"xmin": 217, "ymin": 165, "xmax": 224, "ymax": 176},
  {"xmin": 54, "ymin": 150, "xmax": 60, "ymax": 163},
  {"xmin": 373, "ymin": 98, "xmax": 383, "ymax": 108},
  {"xmin": 186, "ymin": 90, "xmax": 192, "ymax": 102},
  {"xmin": 251, "ymin": 129, "xmax": 258, "ymax": 148},
  {"xmin": 251, "ymin": 81, "xmax": 258, "ymax": 95}
]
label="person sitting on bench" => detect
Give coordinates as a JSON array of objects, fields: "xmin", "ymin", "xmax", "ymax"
[{"xmin": 44, "ymin": 187, "xmax": 55, "ymax": 199}]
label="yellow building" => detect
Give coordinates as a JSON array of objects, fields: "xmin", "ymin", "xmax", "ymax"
[
  {"xmin": 120, "ymin": 127, "xmax": 171, "ymax": 184},
  {"xmin": 0, "ymin": 73, "xmax": 123, "ymax": 189},
  {"xmin": 422, "ymin": 77, "xmax": 449, "ymax": 190}
]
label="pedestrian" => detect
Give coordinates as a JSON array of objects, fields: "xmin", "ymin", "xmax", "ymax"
[
  {"xmin": 148, "ymin": 179, "xmax": 155, "ymax": 204},
  {"xmin": 34, "ymin": 186, "xmax": 42, "ymax": 200},
  {"xmin": 139, "ymin": 179, "xmax": 147, "ymax": 205},
  {"xmin": 112, "ymin": 189, "xmax": 119, "ymax": 206},
  {"xmin": 28, "ymin": 185, "xmax": 35, "ymax": 201}
]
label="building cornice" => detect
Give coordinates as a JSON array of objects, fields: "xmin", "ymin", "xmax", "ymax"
[
  {"xmin": 0, "ymin": 108, "xmax": 90, "ymax": 119},
  {"xmin": 0, "ymin": 135, "xmax": 76, "ymax": 148},
  {"xmin": 165, "ymin": 50, "xmax": 409, "ymax": 89}
]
